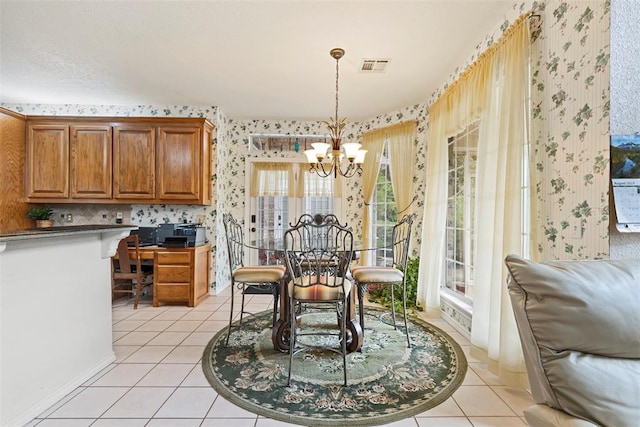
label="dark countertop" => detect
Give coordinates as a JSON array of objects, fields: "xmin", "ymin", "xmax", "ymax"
[{"xmin": 0, "ymin": 224, "xmax": 137, "ymax": 242}]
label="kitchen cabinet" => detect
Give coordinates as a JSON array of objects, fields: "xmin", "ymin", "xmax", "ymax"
[
  {"xmin": 26, "ymin": 123, "xmax": 70, "ymax": 199},
  {"xmin": 70, "ymin": 125, "xmax": 112, "ymax": 199},
  {"xmin": 0, "ymin": 107, "xmax": 32, "ymax": 232},
  {"xmin": 25, "ymin": 116, "xmax": 214, "ymax": 205},
  {"xmin": 157, "ymin": 125, "xmax": 201, "ymax": 201},
  {"xmin": 113, "ymin": 125, "xmax": 156, "ymax": 200}
]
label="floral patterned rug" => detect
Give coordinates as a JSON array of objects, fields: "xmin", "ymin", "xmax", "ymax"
[{"xmin": 202, "ymin": 306, "xmax": 467, "ymax": 426}]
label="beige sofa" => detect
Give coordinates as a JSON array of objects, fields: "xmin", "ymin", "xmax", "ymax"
[{"xmin": 505, "ymin": 254, "xmax": 640, "ymax": 427}]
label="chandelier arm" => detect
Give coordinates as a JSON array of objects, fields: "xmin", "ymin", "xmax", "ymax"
[{"xmin": 317, "ymin": 162, "xmax": 332, "ymax": 178}]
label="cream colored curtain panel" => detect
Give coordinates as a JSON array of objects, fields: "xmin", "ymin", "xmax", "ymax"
[
  {"xmin": 387, "ymin": 121, "xmax": 417, "ymax": 216},
  {"xmin": 250, "ymin": 162, "xmax": 295, "ymax": 197},
  {"xmin": 418, "ymin": 14, "xmax": 532, "ymax": 386},
  {"xmin": 359, "ymin": 129, "xmax": 385, "ymax": 263}
]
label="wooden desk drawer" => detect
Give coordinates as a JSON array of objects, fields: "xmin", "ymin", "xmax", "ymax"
[
  {"xmin": 157, "ymin": 252, "xmax": 191, "ymax": 264},
  {"xmin": 156, "ymin": 265, "xmax": 190, "ymax": 282},
  {"xmin": 156, "ymin": 283, "xmax": 190, "ymax": 300}
]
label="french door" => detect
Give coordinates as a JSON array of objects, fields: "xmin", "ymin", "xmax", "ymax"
[{"xmin": 246, "ymin": 160, "xmax": 342, "ymax": 265}]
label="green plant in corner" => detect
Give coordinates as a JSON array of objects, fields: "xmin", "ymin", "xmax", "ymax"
[
  {"xmin": 368, "ymin": 256, "xmax": 422, "ymax": 313},
  {"xmin": 27, "ymin": 206, "xmax": 54, "ymax": 220}
]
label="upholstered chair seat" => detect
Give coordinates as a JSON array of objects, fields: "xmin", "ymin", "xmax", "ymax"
[
  {"xmin": 288, "ymin": 275, "xmax": 352, "ymax": 300},
  {"xmin": 351, "ymin": 266, "xmax": 404, "ymax": 283},
  {"xmin": 233, "ymin": 265, "xmax": 285, "ymax": 283}
]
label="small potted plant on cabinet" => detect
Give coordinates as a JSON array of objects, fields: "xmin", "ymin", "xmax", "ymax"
[{"xmin": 27, "ymin": 206, "xmax": 54, "ymax": 228}]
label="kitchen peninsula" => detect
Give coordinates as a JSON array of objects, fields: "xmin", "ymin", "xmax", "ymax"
[{"xmin": 0, "ymin": 224, "xmax": 135, "ymax": 427}]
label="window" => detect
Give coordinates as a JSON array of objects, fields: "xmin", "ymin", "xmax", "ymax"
[
  {"xmin": 443, "ymin": 123, "xmax": 478, "ymax": 303},
  {"xmin": 372, "ymin": 142, "xmax": 397, "ymax": 266}
]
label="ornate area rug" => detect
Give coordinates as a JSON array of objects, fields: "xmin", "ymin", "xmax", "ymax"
[{"xmin": 202, "ymin": 306, "xmax": 467, "ymax": 426}]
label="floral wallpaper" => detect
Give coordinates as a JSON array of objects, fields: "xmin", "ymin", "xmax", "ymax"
[{"xmin": 530, "ymin": 0, "xmax": 610, "ymax": 260}]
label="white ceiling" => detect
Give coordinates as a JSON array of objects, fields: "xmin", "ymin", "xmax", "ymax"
[{"xmin": 0, "ymin": 1, "xmax": 514, "ymax": 121}]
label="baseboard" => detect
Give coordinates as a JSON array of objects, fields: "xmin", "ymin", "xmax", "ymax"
[
  {"xmin": 4, "ymin": 351, "xmax": 116, "ymax": 427},
  {"xmin": 440, "ymin": 293, "xmax": 472, "ymax": 340}
]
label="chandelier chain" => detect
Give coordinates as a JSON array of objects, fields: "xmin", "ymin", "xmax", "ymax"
[{"xmin": 335, "ymin": 54, "xmax": 340, "ymax": 126}]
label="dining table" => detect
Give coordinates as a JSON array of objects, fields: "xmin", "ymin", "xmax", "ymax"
[{"xmin": 245, "ymin": 237, "xmax": 381, "ymax": 353}]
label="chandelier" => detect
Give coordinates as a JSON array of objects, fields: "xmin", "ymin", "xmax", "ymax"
[{"xmin": 304, "ymin": 48, "xmax": 367, "ymax": 178}]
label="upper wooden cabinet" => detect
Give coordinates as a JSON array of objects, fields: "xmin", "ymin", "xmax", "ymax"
[
  {"xmin": 70, "ymin": 125, "xmax": 112, "ymax": 199},
  {"xmin": 113, "ymin": 125, "xmax": 156, "ymax": 200},
  {"xmin": 25, "ymin": 116, "xmax": 214, "ymax": 205},
  {"xmin": 26, "ymin": 123, "xmax": 70, "ymax": 199}
]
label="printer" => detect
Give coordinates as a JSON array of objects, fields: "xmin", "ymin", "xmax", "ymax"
[
  {"xmin": 157, "ymin": 223, "xmax": 207, "ymax": 247},
  {"xmin": 129, "ymin": 226, "xmax": 158, "ymax": 247}
]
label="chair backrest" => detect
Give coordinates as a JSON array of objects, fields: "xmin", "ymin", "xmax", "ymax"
[
  {"xmin": 391, "ymin": 214, "xmax": 414, "ymax": 270},
  {"xmin": 113, "ymin": 234, "xmax": 141, "ymax": 275},
  {"xmin": 223, "ymin": 213, "xmax": 245, "ymax": 271},
  {"xmin": 289, "ymin": 213, "xmax": 344, "ymax": 228},
  {"xmin": 284, "ymin": 215, "xmax": 353, "ymax": 297},
  {"xmin": 287, "ymin": 214, "xmax": 347, "ymax": 251}
]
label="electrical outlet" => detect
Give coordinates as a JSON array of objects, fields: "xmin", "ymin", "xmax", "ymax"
[
  {"xmin": 116, "ymin": 212, "xmax": 123, "ymax": 224},
  {"xmin": 66, "ymin": 213, "xmax": 73, "ymax": 222}
]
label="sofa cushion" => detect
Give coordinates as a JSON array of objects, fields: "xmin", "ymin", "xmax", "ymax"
[
  {"xmin": 523, "ymin": 404, "xmax": 598, "ymax": 427},
  {"xmin": 505, "ymin": 254, "xmax": 640, "ymax": 427}
]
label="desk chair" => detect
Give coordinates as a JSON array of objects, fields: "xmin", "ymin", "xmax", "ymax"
[
  {"xmin": 283, "ymin": 214, "xmax": 354, "ymax": 386},
  {"xmin": 111, "ymin": 235, "xmax": 153, "ymax": 309},
  {"xmin": 352, "ymin": 214, "xmax": 414, "ymax": 347},
  {"xmin": 223, "ymin": 213, "xmax": 285, "ymax": 347}
]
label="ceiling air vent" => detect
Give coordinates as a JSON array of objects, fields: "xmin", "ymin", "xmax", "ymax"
[{"xmin": 360, "ymin": 58, "xmax": 390, "ymax": 73}]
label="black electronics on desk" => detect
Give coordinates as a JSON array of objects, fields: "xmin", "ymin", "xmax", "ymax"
[
  {"xmin": 157, "ymin": 223, "xmax": 206, "ymax": 247},
  {"xmin": 129, "ymin": 227, "xmax": 158, "ymax": 247}
]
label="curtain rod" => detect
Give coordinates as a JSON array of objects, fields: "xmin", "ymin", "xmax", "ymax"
[{"xmin": 361, "ymin": 120, "xmax": 417, "ymax": 139}]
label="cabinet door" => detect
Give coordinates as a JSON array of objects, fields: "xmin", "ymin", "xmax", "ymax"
[
  {"xmin": 26, "ymin": 123, "xmax": 69, "ymax": 199},
  {"xmin": 113, "ymin": 126, "xmax": 156, "ymax": 200},
  {"xmin": 70, "ymin": 125, "xmax": 112, "ymax": 199},
  {"xmin": 157, "ymin": 125, "xmax": 200, "ymax": 201}
]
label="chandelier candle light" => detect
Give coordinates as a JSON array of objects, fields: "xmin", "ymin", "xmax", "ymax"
[{"xmin": 305, "ymin": 48, "xmax": 367, "ymax": 178}]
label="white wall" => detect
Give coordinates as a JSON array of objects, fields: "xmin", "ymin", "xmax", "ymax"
[{"xmin": 610, "ymin": 0, "xmax": 640, "ymax": 258}]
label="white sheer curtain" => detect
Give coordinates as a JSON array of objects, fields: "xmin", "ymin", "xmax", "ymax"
[
  {"xmin": 250, "ymin": 162, "xmax": 294, "ymax": 197},
  {"xmin": 471, "ymin": 18, "xmax": 531, "ymax": 386},
  {"xmin": 418, "ymin": 14, "xmax": 532, "ymax": 385},
  {"xmin": 297, "ymin": 168, "xmax": 342, "ymax": 198}
]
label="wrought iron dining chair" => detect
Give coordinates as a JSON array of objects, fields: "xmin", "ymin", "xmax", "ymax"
[
  {"xmin": 283, "ymin": 214, "xmax": 354, "ymax": 386},
  {"xmin": 352, "ymin": 214, "xmax": 414, "ymax": 347},
  {"xmin": 222, "ymin": 213, "xmax": 286, "ymax": 347}
]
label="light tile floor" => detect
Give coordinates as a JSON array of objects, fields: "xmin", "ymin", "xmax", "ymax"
[{"xmin": 27, "ymin": 288, "xmax": 533, "ymax": 426}]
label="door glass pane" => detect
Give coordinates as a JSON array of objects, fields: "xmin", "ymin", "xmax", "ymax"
[{"xmin": 254, "ymin": 195, "xmax": 288, "ymax": 265}]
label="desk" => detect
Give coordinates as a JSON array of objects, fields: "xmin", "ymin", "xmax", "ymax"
[
  {"xmin": 121, "ymin": 243, "xmax": 211, "ymax": 307},
  {"xmin": 246, "ymin": 239, "xmax": 366, "ymax": 353}
]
